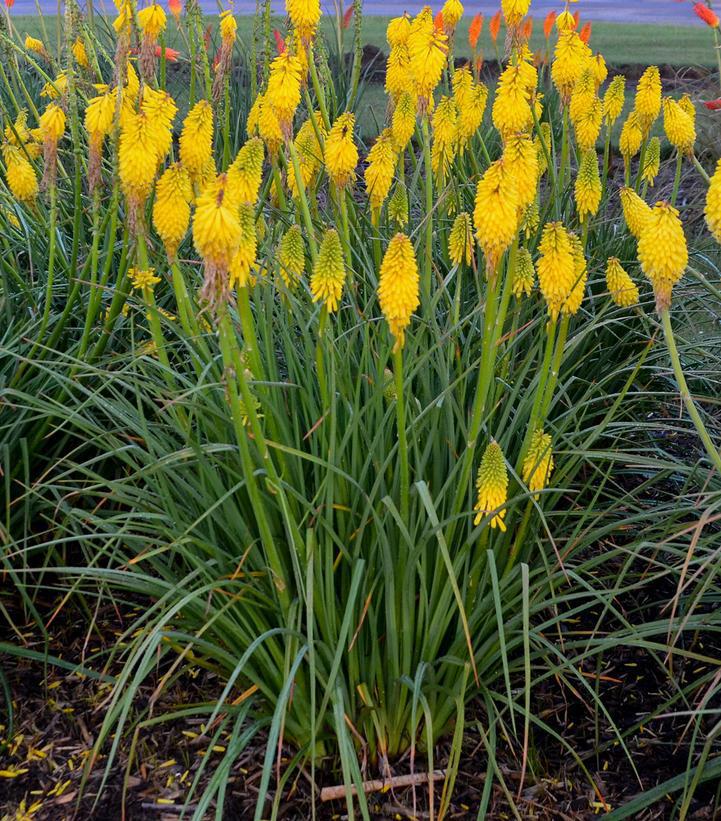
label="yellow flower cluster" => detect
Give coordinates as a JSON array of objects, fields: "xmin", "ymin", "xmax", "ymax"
[
  {"xmin": 606, "ymin": 258, "xmax": 639, "ymax": 308},
  {"xmin": 377, "ymin": 233, "xmax": 420, "ymax": 350},
  {"xmin": 523, "ymin": 429, "xmax": 554, "ymax": 493},
  {"xmin": 311, "ymin": 229, "xmax": 345, "ymax": 312},
  {"xmin": 637, "ymin": 201, "xmax": 687, "ymax": 311},
  {"xmin": 474, "ymin": 441, "xmax": 508, "ymax": 531},
  {"xmin": 324, "ymin": 113, "xmax": 358, "ymax": 189}
]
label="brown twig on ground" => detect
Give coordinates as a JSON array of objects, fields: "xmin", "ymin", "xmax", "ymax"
[{"xmin": 320, "ymin": 770, "xmax": 446, "ymax": 802}]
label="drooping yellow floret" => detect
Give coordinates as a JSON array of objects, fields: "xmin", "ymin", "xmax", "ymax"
[
  {"xmin": 449, "ymin": 212, "xmax": 473, "ymax": 267},
  {"xmin": 365, "ymin": 128, "xmax": 398, "ymax": 214},
  {"xmin": 620, "ymin": 186, "xmax": 652, "ymax": 239},
  {"xmin": 637, "ymin": 201, "xmax": 688, "ymax": 311},
  {"xmin": 522, "ymin": 429, "xmax": 554, "ymax": 492},
  {"xmin": 705, "ymin": 158, "xmax": 721, "ymax": 244},
  {"xmin": 441, "ymin": 0, "xmax": 464, "ymax": 31},
  {"xmin": 663, "ymin": 97, "xmax": 696, "ymax": 156},
  {"xmin": 474, "ymin": 159, "xmax": 519, "ymax": 273},
  {"xmin": 153, "ymin": 163, "xmax": 193, "ymax": 259},
  {"xmin": 72, "ymin": 37, "xmax": 89, "ymax": 68},
  {"xmin": 137, "ymin": 4, "xmax": 167, "ymax": 38},
  {"xmin": 85, "ymin": 92, "xmax": 115, "ymax": 143},
  {"xmin": 453, "ymin": 66, "xmax": 488, "ymax": 152},
  {"xmin": 605, "ymin": 257, "xmax": 639, "ymax": 307},
  {"xmin": 220, "ymin": 9, "xmax": 238, "ymax": 43},
  {"xmin": 502, "ymin": 0, "xmax": 530, "ymax": 26},
  {"xmin": 38, "ymin": 103, "xmax": 66, "ymax": 144},
  {"xmin": 474, "ymin": 441, "xmax": 508, "ymax": 531},
  {"xmin": 537, "ymin": 221, "xmax": 575, "ymax": 319},
  {"xmin": 387, "ymin": 14, "xmax": 411, "ymax": 47},
  {"xmin": 41, "ymin": 72, "xmax": 68, "ymax": 100},
  {"xmin": 180, "ymin": 100, "xmax": 214, "ymax": 181},
  {"xmin": 377, "ymin": 232, "xmax": 420, "ymax": 351},
  {"xmin": 119, "ymin": 111, "xmax": 160, "ymax": 207},
  {"xmin": 324, "ymin": 112, "xmax": 358, "ymax": 189},
  {"xmin": 2, "ymin": 145, "xmax": 38, "ymax": 203},
  {"xmin": 552, "ymin": 30, "xmax": 590, "ymax": 102},
  {"xmin": 574, "ymin": 150, "xmax": 601, "ymax": 222},
  {"xmin": 310, "ymin": 228, "xmax": 345, "ymax": 312},
  {"xmin": 385, "ymin": 43, "xmax": 414, "ymax": 100},
  {"xmin": 493, "ymin": 62, "xmax": 534, "ymax": 138}
]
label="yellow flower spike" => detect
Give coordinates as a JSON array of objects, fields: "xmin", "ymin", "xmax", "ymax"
[
  {"xmin": 257, "ymin": 96, "xmax": 284, "ymax": 155},
  {"xmin": 311, "ymin": 229, "xmax": 345, "ymax": 312},
  {"xmin": 637, "ymin": 201, "xmax": 688, "ymax": 312},
  {"xmin": 552, "ymin": 30, "xmax": 591, "ymax": 103},
  {"xmin": 287, "ymin": 115, "xmax": 326, "ymax": 199},
  {"xmin": 574, "ymin": 150, "xmax": 601, "ymax": 223},
  {"xmin": 591, "ymin": 53, "xmax": 607, "ymax": 89},
  {"xmin": 128, "ymin": 267, "xmax": 161, "ymax": 291},
  {"xmin": 153, "ymin": 163, "xmax": 193, "ymax": 260},
  {"xmin": 605, "ymin": 257, "xmax": 639, "ymax": 308},
  {"xmin": 229, "ymin": 205, "xmax": 258, "ymax": 289},
  {"xmin": 287, "ymin": 0, "xmax": 321, "ymax": 43},
  {"xmin": 522, "ymin": 429, "xmax": 554, "ymax": 493},
  {"xmin": 705, "ymin": 158, "xmax": 721, "ymax": 244},
  {"xmin": 391, "ymin": 91, "xmax": 417, "ymax": 151},
  {"xmin": 641, "ymin": 136, "xmax": 661, "ymax": 186},
  {"xmin": 2, "ymin": 145, "xmax": 38, "ymax": 203},
  {"xmin": 571, "ymin": 82, "xmax": 602, "ymax": 152},
  {"xmin": 38, "ymin": 103, "xmax": 66, "ymax": 144},
  {"xmin": 407, "ymin": 7, "xmax": 448, "ymax": 108},
  {"xmin": 492, "ymin": 62, "xmax": 534, "ymax": 138},
  {"xmin": 502, "ymin": 0, "xmax": 530, "ymax": 27},
  {"xmin": 180, "ymin": 100, "xmax": 214, "ymax": 182},
  {"xmin": 474, "ymin": 441, "xmax": 508, "ymax": 531},
  {"xmin": 663, "ymin": 97, "xmax": 696, "ymax": 157},
  {"xmin": 377, "ymin": 232, "xmax": 420, "ymax": 351},
  {"xmin": 388, "ymin": 182, "xmax": 409, "ymax": 227},
  {"xmin": 85, "ymin": 92, "xmax": 115, "ymax": 144},
  {"xmin": 512, "ymin": 247, "xmax": 536, "ymax": 298},
  {"xmin": 603, "ymin": 75, "xmax": 626, "ymax": 125},
  {"xmin": 140, "ymin": 87, "xmax": 177, "ymax": 162},
  {"xmin": 387, "ymin": 14, "xmax": 412, "ymax": 47},
  {"xmin": 365, "ymin": 128, "xmax": 398, "ymax": 215},
  {"xmin": 220, "ymin": 9, "xmax": 238, "ymax": 44},
  {"xmin": 72, "ymin": 37, "xmax": 89, "ymax": 68},
  {"xmin": 502, "ymin": 133, "xmax": 538, "ymax": 214},
  {"xmin": 634, "ymin": 65, "xmax": 662, "ymax": 135},
  {"xmin": 474, "ymin": 159, "xmax": 519, "ymax": 274},
  {"xmin": 537, "ymin": 221, "xmax": 575, "ymax": 320},
  {"xmin": 563, "ymin": 232, "xmax": 587, "ymax": 316},
  {"xmin": 430, "ymin": 96, "xmax": 458, "ymax": 184},
  {"xmin": 137, "ymin": 4, "xmax": 167, "ymax": 39},
  {"xmin": 324, "ymin": 112, "xmax": 358, "ymax": 189},
  {"xmin": 619, "ymin": 111, "xmax": 643, "ymax": 160},
  {"xmin": 556, "ymin": 9, "xmax": 576, "ymax": 31},
  {"xmin": 620, "ymin": 186, "xmax": 652, "ymax": 239},
  {"xmin": 386, "ymin": 42, "xmax": 414, "ymax": 100},
  {"xmin": 227, "ymin": 137, "xmax": 266, "ymax": 206},
  {"xmin": 520, "ymin": 200, "xmax": 539, "ymax": 239},
  {"xmin": 266, "ymin": 50, "xmax": 303, "ymax": 132},
  {"xmin": 278, "ymin": 224, "xmax": 306, "ymax": 288},
  {"xmin": 453, "ymin": 67, "xmax": 488, "ymax": 152},
  {"xmin": 449, "ymin": 212, "xmax": 474, "ymax": 267},
  {"xmin": 441, "ymin": 0, "xmax": 464, "ymax": 33},
  {"xmin": 24, "ymin": 35, "xmax": 48, "ymax": 58}
]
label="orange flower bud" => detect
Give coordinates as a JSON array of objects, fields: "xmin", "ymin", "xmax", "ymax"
[
  {"xmin": 694, "ymin": 2, "xmax": 720, "ymax": 27},
  {"xmin": 521, "ymin": 16, "xmax": 533, "ymax": 40},
  {"xmin": 543, "ymin": 10, "xmax": 556, "ymax": 38},
  {"xmin": 579, "ymin": 21, "xmax": 591, "ymax": 44},
  {"xmin": 469, "ymin": 12, "xmax": 483, "ymax": 49},
  {"xmin": 490, "ymin": 9, "xmax": 502, "ymax": 43}
]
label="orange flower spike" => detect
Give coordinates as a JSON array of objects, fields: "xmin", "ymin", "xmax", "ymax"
[
  {"xmin": 694, "ymin": 2, "xmax": 720, "ymax": 27},
  {"xmin": 490, "ymin": 9, "xmax": 502, "ymax": 44},
  {"xmin": 434, "ymin": 10, "xmax": 444, "ymax": 32},
  {"xmin": 342, "ymin": 6, "xmax": 354, "ymax": 28},
  {"xmin": 168, "ymin": 0, "xmax": 181, "ymax": 19},
  {"xmin": 543, "ymin": 10, "xmax": 556, "ymax": 38},
  {"xmin": 469, "ymin": 12, "xmax": 483, "ymax": 49},
  {"xmin": 573, "ymin": 10, "xmax": 580, "ymax": 29},
  {"xmin": 273, "ymin": 29, "xmax": 286, "ymax": 54},
  {"xmin": 579, "ymin": 21, "xmax": 591, "ymax": 44},
  {"xmin": 521, "ymin": 16, "xmax": 533, "ymax": 41}
]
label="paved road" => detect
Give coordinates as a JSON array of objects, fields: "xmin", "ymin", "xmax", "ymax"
[{"xmin": 7, "ymin": 0, "xmax": 706, "ymax": 24}]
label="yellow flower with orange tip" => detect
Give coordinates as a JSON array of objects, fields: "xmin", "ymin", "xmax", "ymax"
[
  {"xmin": 513, "ymin": 247, "xmax": 535, "ymax": 298},
  {"xmin": 227, "ymin": 137, "xmax": 266, "ymax": 205},
  {"xmin": 705, "ymin": 158, "xmax": 721, "ymax": 244},
  {"xmin": 407, "ymin": 7, "xmax": 448, "ymax": 105},
  {"xmin": 502, "ymin": 0, "xmax": 530, "ymax": 26},
  {"xmin": 311, "ymin": 229, "xmax": 345, "ymax": 312},
  {"xmin": 663, "ymin": 97, "xmax": 696, "ymax": 156},
  {"xmin": 324, "ymin": 112, "xmax": 358, "ymax": 189},
  {"xmin": 391, "ymin": 92, "xmax": 416, "ymax": 151},
  {"xmin": 503, "ymin": 133, "xmax": 538, "ymax": 213},
  {"xmin": 137, "ymin": 4, "xmax": 167, "ymax": 39},
  {"xmin": 267, "ymin": 50, "xmax": 303, "ymax": 130},
  {"xmin": 606, "ymin": 257, "xmax": 639, "ymax": 308},
  {"xmin": 637, "ymin": 201, "xmax": 688, "ymax": 311},
  {"xmin": 634, "ymin": 65, "xmax": 661, "ymax": 134},
  {"xmin": 38, "ymin": 102, "xmax": 66, "ymax": 144},
  {"xmin": 278, "ymin": 224, "xmax": 306, "ymax": 288},
  {"xmin": 620, "ymin": 186, "xmax": 651, "ymax": 239},
  {"xmin": 474, "ymin": 159, "xmax": 519, "ymax": 274},
  {"xmin": 602, "ymin": 75, "xmax": 625, "ymax": 125},
  {"xmin": 441, "ymin": 0, "xmax": 464, "ymax": 32},
  {"xmin": 365, "ymin": 128, "xmax": 397, "ymax": 215},
  {"xmin": 564, "ymin": 232, "xmax": 587, "ymax": 316},
  {"xmin": 229, "ymin": 205, "xmax": 258, "ymax": 289},
  {"xmin": 153, "ymin": 163, "xmax": 193, "ymax": 259},
  {"xmin": 574, "ymin": 150, "xmax": 601, "ymax": 222},
  {"xmin": 537, "ymin": 221, "xmax": 575, "ymax": 320},
  {"xmin": 2, "ymin": 144, "xmax": 38, "ymax": 203},
  {"xmin": 287, "ymin": 0, "xmax": 321, "ymax": 43},
  {"xmin": 72, "ymin": 37, "xmax": 89, "ymax": 68},
  {"xmin": 552, "ymin": 30, "xmax": 590, "ymax": 102},
  {"xmin": 220, "ymin": 9, "xmax": 238, "ymax": 44},
  {"xmin": 474, "ymin": 441, "xmax": 508, "ymax": 531},
  {"xmin": 641, "ymin": 136, "xmax": 660, "ymax": 186},
  {"xmin": 522, "ymin": 429, "xmax": 554, "ymax": 492},
  {"xmin": 180, "ymin": 100, "xmax": 214, "ymax": 181},
  {"xmin": 377, "ymin": 232, "xmax": 420, "ymax": 351},
  {"xmin": 619, "ymin": 111, "xmax": 643, "ymax": 159},
  {"xmin": 449, "ymin": 212, "xmax": 473, "ymax": 267}
]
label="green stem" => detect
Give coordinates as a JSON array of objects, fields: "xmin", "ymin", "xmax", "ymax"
[
  {"xmin": 393, "ymin": 346, "xmax": 409, "ymax": 522},
  {"xmin": 601, "ymin": 121, "xmax": 612, "ymax": 201},
  {"xmin": 692, "ymin": 154, "xmax": 711, "ymax": 184},
  {"xmin": 558, "ymin": 105, "xmax": 570, "ymax": 195},
  {"xmin": 287, "ymin": 141, "xmax": 318, "ymax": 263},
  {"xmin": 660, "ymin": 309, "xmax": 721, "ymax": 473},
  {"xmin": 671, "ymin": 151, "xmax": 683, "ymax": 207},
  {"xmin": 421, "ymin": 115, "xmax": 433, "ymax": 304},
  {"xmin": 307, "ymin": 45, "xmax": 331, "ymax": 132}
]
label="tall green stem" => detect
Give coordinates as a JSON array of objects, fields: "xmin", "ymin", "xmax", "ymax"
[
  {"xmin": 393, "ymin": 347, "xmax": 409, "ymax": 522},
  {"xmin": 421, "ymin": 115, "xmax": 433, "ymax": 304},
  {"xmin": 671, "ymin": 151, "xmax": 683, "ymax": 207}
]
